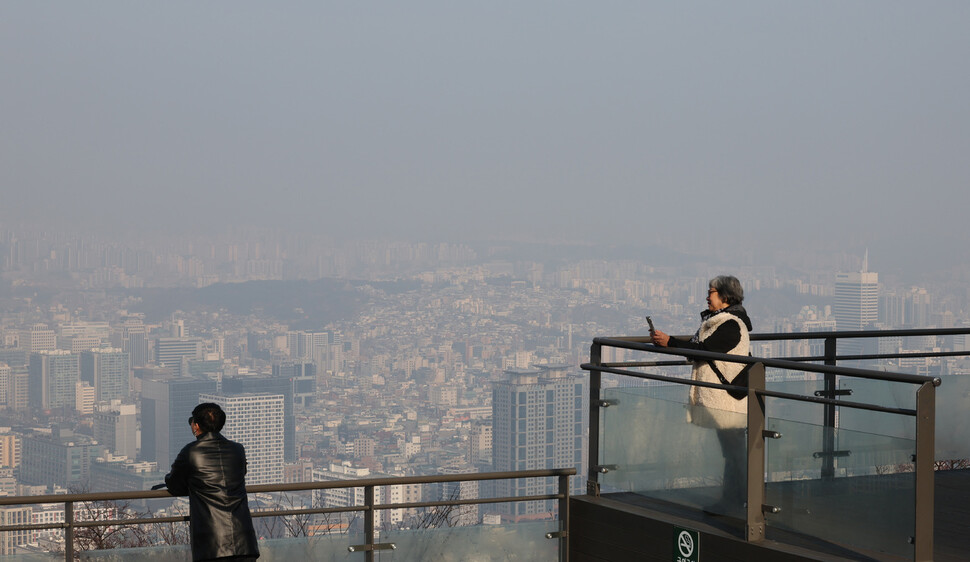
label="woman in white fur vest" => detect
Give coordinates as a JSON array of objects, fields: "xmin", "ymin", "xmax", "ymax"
[{"xmin": 651, "ymin": 275, "xmax": 752, "ymax": 516}]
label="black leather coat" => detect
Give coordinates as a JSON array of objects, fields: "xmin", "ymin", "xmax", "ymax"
[{"xmin": 165, "ymin": 432, "xmax": 260, "ymax": 561}]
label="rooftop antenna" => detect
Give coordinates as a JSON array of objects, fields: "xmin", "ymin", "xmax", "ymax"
[{"xmin": 862, "ymin": 249, "xmax": 869, "ymax": 273}]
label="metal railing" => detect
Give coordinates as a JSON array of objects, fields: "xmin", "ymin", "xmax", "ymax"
[
  {"xmin": 0, "ymin": 467, "xmax": 576, "ymax": 561},
  {"xmin": 582, "ymin": 327, "xmax": 970, "ymax": 562}
]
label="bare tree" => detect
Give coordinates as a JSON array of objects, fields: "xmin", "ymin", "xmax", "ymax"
[{"xmin": 63, "ymin": 485, "xmax": 154, "ymax": 556}]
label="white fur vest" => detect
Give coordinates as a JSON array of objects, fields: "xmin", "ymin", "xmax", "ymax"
[{"xmin": 687, "ymin": 310, "xmax": 750, "ymax": 429}]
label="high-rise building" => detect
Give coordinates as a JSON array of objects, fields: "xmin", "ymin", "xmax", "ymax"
[
  {"xmin": 200, "ymin": 392, "xmax": 285, "ymax": 485},
  {"xmin": 119, "ymin": 320, "xmax": 149, "ymax": 368},
  {"xmin": 491, "ymin": 365, "xmax": 587, "ymax": 522},
  {"xmin": 28, "ymin": 351, "xmax": 80, "ymax": 411},
  {"xmin": 834, "ymin": 255, "xmax": 879, "ymax": 357},
  {"xmin": 272, "ymin": 361, "xmax": 317, "ymax": 408},
  {"xmin": 140, "ymin": 376, "xmax": 217, "ymax": 469},
  {"xmin": 8, "ymin": 367, "xmax": 28, "ymax": 411},
  {"xmin": 93, "ymin": 401, "xmax": 137, "ymax": 459},
  {"xmin": 80, "ymin": 348, "xmax": 130, "ymax": 402},
  {"xmin": 223, "ymin": 374, "xmax": 297, "ymax": 462},
  {"xmin": 0, "ymin": 363, "xmax": 9, "ymax": 408}
]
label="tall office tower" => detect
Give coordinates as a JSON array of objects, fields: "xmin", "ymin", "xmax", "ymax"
[
  {"xmin": 286, "ymin": 331, "xmax": 314, "ymax": 360},
  {"xmin": 834, "ymin": 255, "xmax": 879, "ymax": 357},
  {"xmin": 120, "ymin": 321, "xmax": 149, "ymax": 367},
  {"xmin": 0, "ymin": 362, "xmax": 9, "ymax": 408},
  {"xmin": 272, "ymin": 361, "xmax": 317, "ymax": 408},
  {"xmin": 879, "ymin": 292, "xmax": 906, "ymax": 327},
  {"xmin": 20, "ymin": 325, "xmax": 57, "ymax": 352},
  {"xmin": 28, "ymin": 350, "xmax": 80, "ymax": 410},
  {"xmin": 200, "ymin": 393, "xmax": 285, "ymax": 485},
  {"xmin": 905, "ymin": 287, "xmax": 932, "ymax": 328},
  {"xmin": 491, "ymin": 365, "xmax": 588, "ymax": 522},
  {"xmin": 93, "ymin": 402, "xmax": 137, "ymax": 459},
  {"xmin": 222, "ymin": 375, "xmax": 296, "ymax": 462},
  {"xmin": 154, "ymin": 338, "xmax": 204, "ymax": 377},
  {"xmin": 19, "ymin": 428, "xmax": 101, "ymax": 487},
  {"xmin": 309, "ymin": 331, "xmax": 341, "ymax": 374},
  {"xmin": 8, "ymin": 368, "xmax": 28, "ymax": 411},
  {"xmin": 140, "ymin": 376, "xmax": 217, "ymax": 469},
  {"xmin": 80, "ymin": 348, "xmax": 130, "ymax": 402}
]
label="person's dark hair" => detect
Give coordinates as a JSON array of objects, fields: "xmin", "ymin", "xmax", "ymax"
[
  {"xmin": 191, "ymin": 403, "xmax": 226, "ymax": 434},
  {"xmin": 710, "ymin": 275, "xmax": 744, "ymax": 306}
]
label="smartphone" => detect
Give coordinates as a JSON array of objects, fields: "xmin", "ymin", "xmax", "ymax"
[{"xmin": 645, "ymin": 316, "xmax": 655, "ymax": 333}]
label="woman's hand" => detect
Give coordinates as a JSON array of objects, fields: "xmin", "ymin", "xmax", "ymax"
[{"xmin": 651, "ymin": 329, "xmax": 671, "ymax": 347}]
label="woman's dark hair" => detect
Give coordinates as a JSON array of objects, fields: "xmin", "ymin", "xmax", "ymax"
[
  {"xmin": 191, "ymin": 403, "xmax": 226, "ymax": 434},
  {"xmin": 710, "ymin": 275, "xmax": 744, "ymax": 306}
]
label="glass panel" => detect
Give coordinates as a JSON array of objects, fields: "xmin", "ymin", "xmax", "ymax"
[
  {"xmin": 376, "ymin": 521, "xmax": 558, "ymax": 561},
  {"xmin": 599, "ymin": 385, "xmax": 747, "ymax": 517},
  {"xmin": 837, "ymin": 374, "xmax": 968, "ymax": 461},
  {"xmin": 765, "ymin": 415, "xmax": 915, "ymax": 559},
  {"xmin": 936, "ymin": 373, "xmax": 970, "ymax": 461}
]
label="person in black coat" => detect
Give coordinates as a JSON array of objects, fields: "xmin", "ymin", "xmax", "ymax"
[{"xmin": 165, "ymin": 403, "xmax": 260, "ymax": 561}]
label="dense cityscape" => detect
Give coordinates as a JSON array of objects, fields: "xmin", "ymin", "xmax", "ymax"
[{"xmin": 0, "ymin": 224, "xmax": 968, "ymax": 555}]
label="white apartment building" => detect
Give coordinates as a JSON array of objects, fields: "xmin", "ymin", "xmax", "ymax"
[{"xmin": 200, "ymin": 393, "xmax": 285, "ymax": 486}]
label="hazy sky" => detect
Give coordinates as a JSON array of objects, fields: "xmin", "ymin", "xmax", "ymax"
[{"xmin": 2, "ymin": 2, "xmax": 968, "ymax": 267}]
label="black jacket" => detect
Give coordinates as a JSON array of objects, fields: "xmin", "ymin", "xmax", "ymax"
[{"xmin": 165, "ymin": 432, "xmax": 260, "ymax": 561}]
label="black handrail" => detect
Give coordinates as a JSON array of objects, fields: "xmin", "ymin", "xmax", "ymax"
[
  {"xmin": 591, "ymin": 336, "xmax": 941, "ymax": 386},
  {"xmin": 0, "ymin": 468, "xmax": 577, "ymax": 562}
]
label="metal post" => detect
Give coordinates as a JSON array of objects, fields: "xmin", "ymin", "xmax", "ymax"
[
  {"xmin": 364, "ymin": 485, "xmax": 375, "ymax": 562},
  {"xmin": 64, "ymin": 501, "xmax": 74, "ymax": 562},
  {"xmin": 913, "ymin": 381, "xmax": 936, "ymax": 561},
  {"xmin": 587, "ymin": 343, "xmax": 603, "ymax": 496},
  {"xmin": 822, "ymin": 337, "xmax": 837, "ymax": 479},
  {"xmin": 745, "ymin": 363, "xmax": 767, "ymax": 543},
  {"xmin": 559, "ymin": 473, "xmax": 570, "ymax": 562}
]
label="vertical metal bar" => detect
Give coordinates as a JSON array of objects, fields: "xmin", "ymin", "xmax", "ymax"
[
  {"xmin": 364, "ymin": 485, "xmax": 375, "ymax": 562},
  {"xmin": 913, "ymin": 381, "xmax": 936, "ymax": 561},
  {"xmin": 64, "ymin": 501, "xmax": 74, "ymax": 562},
  {"xmin": 559, "ymin": 473, "xmax": 570, "ymax": 562},
  {"xmin": 822, "ymin": 337, "xmax": 837, "ymax": 479},
  {"xmin": 587, "ymin": 343, "xmax": 603, "ymax": 496},
  {"xmin": 745, "ymin": 363, "xmax": 766, "ymax": 543}
]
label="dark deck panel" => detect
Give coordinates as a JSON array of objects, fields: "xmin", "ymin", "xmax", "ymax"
[{"xmin": 570, "ymin": 469, "xmax": 970, "ymax": 561}]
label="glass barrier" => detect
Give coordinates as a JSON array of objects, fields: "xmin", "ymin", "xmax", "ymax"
[
  {"xmin": 376, "ymin": 520, "xmax": 559, "ymax": 561},
  {"xmin": 764, "ymin": 415, "xmax": 915, "ymax": 559},
  {"xmin": 598, "ymin": 385, "xmax": 747, "ymax": 518},
  {"xmin": 838, "ymin": 374, "xmax": 967, "ymax": 460}
]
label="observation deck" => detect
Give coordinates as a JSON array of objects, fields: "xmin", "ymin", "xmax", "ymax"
[{"xmin": 574, "ymin": 327, "xmax": 970, "ymax": 561}]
